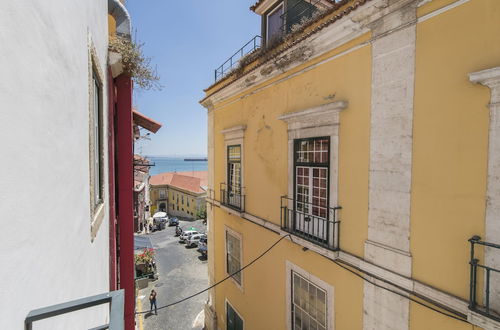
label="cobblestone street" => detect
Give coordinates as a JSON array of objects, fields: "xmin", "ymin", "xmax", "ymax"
[{"xmin": 137, "ymin": 219, "xmax": 208, "ymax": 330}]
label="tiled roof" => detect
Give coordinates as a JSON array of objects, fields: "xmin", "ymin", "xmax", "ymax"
[
  {"xmin": 150, "ymin": 171, "xmax": 208, "ymax": 194},
  {"xmin": 203, "ymin": 0, "xmax": 371, "ymax": 96}
]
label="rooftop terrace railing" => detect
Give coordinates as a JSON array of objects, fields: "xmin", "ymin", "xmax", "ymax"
[
  {"xmin": 24, "ymin": 290, "xmax": 124, "ymax": 330},
  {"xmin": 214, "ymin": 36, "xmax": 262, "ymax": 82},
  {"xmin": 280, "ymin": 196, "xmax": 341, "ymax": 250},
  {"xmin": 469, "ymin": 236, "xmax": 500, "ymax": 322}
]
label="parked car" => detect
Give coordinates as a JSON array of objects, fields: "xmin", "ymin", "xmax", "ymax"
[
  {"xmin": 169, "ymin": 217, "xmax": 179, "ymax": 226},
  {"xmin": 197, "ymin": 235, "xmax": 207, "ymax": 257},
  {"xmin": 186, "ymin": 233, "xmax": 204, "ymax": 247},
  {"xmin": 180, "ymin": 230, "xmax": 199, "ymax": 243}
]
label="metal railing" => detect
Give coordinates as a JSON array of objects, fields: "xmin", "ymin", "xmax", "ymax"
[
  {"xmin": 25, "ymin": 290, "xmax": 124, "ymax": 330},
  {"xmin": 469, "ymin": 236, "xmax": 500, "ymax": 321},
  {"xmin": 280, "ymin": 196, "xmax": 341, "ymax": 250},
  {"xmin": 214, "ymin": 35, "xmax": 262, "ymax": 82},
  {"xmin": 220, "ymin": 183, "xmax": 245, "ymax": 212}
]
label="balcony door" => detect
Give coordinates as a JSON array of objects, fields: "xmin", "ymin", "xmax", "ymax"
[{"xmin": 294, "ymin": 137, "xmax": 330, "ymax": 241}]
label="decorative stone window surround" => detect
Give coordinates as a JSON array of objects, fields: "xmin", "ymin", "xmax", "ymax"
[
  {"xmin": 469, "ymin": 66, "xmax": 500, "ymax": 330},
  {"xmin": 224, "ymin": 225, "xmax": 245, "ymax": 292},
  {"xmin": 221, "ymin": 125, "xmax": 246, "ymax": 215},
  {"xmin": 89, "ymin": 36, "xmax": 106, "ymax": 241},
  {"xmin": 278, "ymin": 100, "xmax": 347, "ymax": 249},
  {"xmin": 285, "ymin": 260, "xmax": 335, "ymax": 330}
]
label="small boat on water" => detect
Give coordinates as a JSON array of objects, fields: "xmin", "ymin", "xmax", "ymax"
[{"xmin": 184, "ymin": 158, "xmax": 207, "ymax": 161}]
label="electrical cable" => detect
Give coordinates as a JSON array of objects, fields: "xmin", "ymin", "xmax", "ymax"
[
  {"xmin": 206, "ymin": 197, "xmax": 471, "ymax": 324},
  {"xmin": 328, "ymin": 258, "xmax": 469, "ymax": 324},
  {"xmin": 135, "ymin": 234, "xmax": 291, "ymax": 314}
]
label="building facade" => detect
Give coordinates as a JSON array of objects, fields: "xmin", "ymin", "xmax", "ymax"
[
  {"xmin": 0, "ymin": 1, "xmax": 137, "ymax": 328},
  {"xmin": 201, "ymin": 0, "xmax": 500, "ymax": 329},
  {"xmin": 150, "ymin": 171, "xmax": 208, "ymax": 219},
  {"xmin": 133, "ymin": 111, "xmax": 162, "ymax": 233}
]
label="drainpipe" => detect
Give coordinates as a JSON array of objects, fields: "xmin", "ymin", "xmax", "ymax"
[{"xmin": 108, "ymin": 0, "xmax": 132, "ymax": 38}]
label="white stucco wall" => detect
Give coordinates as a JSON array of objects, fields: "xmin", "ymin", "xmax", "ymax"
[{"xmin": 0, "ymin": 1, "xmax": 111, "ymax": 328}]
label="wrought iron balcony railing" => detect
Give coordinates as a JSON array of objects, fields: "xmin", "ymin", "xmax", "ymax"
[
  {"xmin": 280, "ymin": 196, "xmax": 341, "ymax": 250},
  {"xmin": 214, "ymin": 36, "xmax": 262, "ymax": 82},
  {"xmin": 469, "ymin": 236, "xmax": 500, "ymax": 322},
  {"xmin": 25, "ymin": 289, "xmax": 124, "ymax": 330},
  {"xmin": 220, "ymin": 183, "xmax": 245, "ymax": 212}
]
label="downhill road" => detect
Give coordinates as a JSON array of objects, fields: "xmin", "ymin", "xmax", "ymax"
[{"xmin": 138, "ymin": 219, "xmax": 208, "ymax": 330}]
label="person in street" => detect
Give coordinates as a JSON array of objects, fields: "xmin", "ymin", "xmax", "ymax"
[{"xmin": 149, "ymin": 289, "xmax": 157, "ymax": 315}]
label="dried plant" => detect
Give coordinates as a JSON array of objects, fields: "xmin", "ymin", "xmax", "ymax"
[{"xmin": 109, "ymin": 36, "xmax": 163, "ymax": 91}]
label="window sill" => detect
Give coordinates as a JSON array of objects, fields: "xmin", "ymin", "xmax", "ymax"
[
  {"xmin": 91, "ymin": 202, "xmax": 106, "ymax": 242},
  {"xmin": 468, "ymin": 310, "xmax": 500, "ymax": 330}
]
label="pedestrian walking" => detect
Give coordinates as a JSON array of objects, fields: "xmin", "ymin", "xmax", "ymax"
[{"xmin": 149, "ymin": 289, "xmax": 157, "ymax": 315}]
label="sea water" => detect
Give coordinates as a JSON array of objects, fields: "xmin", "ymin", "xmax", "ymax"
[{"xmin": 146, "ymin": 157, "xmax": 208, "ymax": 176}]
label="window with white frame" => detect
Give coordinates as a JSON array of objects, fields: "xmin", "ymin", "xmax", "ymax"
[
  {"xmin": 159, "ymin": 189, "xmax": 166, "ymax": 199},
  {"xmin": 228, "ymin": 145, "xmax": 242, "ymax": 200},
  {"xmin": 226, "ymin": 301, "xmax": 244, "ymax": 330},
  {"xmin": 226, "ymin": 230, "xmax": 242, "ymax": 285},
  {"xmin": 89, "ymin": 42, "xmax": 105, "ymax": 241},
  {"xmin": 291, "ymin": 271, "xmax": 327, "ymax": 330},
  {"xmin": 294, "ymin": 137, "xmax": 330, "ymax": 240}
]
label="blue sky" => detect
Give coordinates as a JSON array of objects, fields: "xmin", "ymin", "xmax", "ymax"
[{"xmin": 127, "ymin": 0, "xmax": 260, "ymax": 157}]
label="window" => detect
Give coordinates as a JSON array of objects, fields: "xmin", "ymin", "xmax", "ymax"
[
  {"xmin": 226, "ymin": 301, "xmax": 244, "ymax": 330},
  {"xmin": 159, "ymin": 189, "xmax": 166, "ymax": 199},
  {"xmin": 294, "ymin": 137, "xmax": 330, "ymax": 240},
  {"xmin": 226, "ymin": 230, "xmax": 242, "ymax": 285},
  {"xmin": 279, "ymin": 101, "xmax": 346, "ymax": 250},
  {"xmin": 91, "ymin": 71, "xmax": 103, "ymax": 207},
  {"xmin": 187, "ymin": 199, "xmax": 190, "ymax": 207},
  {"xmin": 182, "ymin": 195, "xmax": 184, "ymax": 205},
  {"xmin": 88, "ymin": 41, "xmax": 106, "ymax": 241},
  {"xmin": 228, "ymin": 145, "xmax": 242, "ymax": 197},
  {"xmin": 291, "ymin": 271, "xmax": 327, "ymax": 330},
  {"xmin": 266, "ymin": 3, "xmax": 284, "ymax": 44}
]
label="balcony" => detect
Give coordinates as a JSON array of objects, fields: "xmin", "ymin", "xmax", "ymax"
[
  {"xmin": 25, "ymin": 290, "xmax": 124, "ymax": 330},
  {"xmin": 214, "ymin": 36, "xmax": 262, "ymax": 82},
  {"xmin": 220, "ymin": 183, "xmax": 245, "ymax": 212},
  {"xmin": 280, "ymin": 196, "xmax": 341, "ymax": 250},
  {"xmin": 469, "ymin": 236, "xmax": 500, "ymax": 322}
]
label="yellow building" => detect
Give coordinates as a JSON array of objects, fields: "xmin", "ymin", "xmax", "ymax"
[
  {"xmin": 201, "ymin": 0, "xmax": 500, "ymax": 329},
  {"xmin": 150, "ymin": 171, "xmax": 207, "ymax": 219}
]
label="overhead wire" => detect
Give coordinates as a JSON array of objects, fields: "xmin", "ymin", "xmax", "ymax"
[
  {"xmin": 135, "ymin": 234, "xmax": 291, "ymax": 315},
  {"xmin": 140, "ymin": 199, "xmax": 471, "ymax": 325}
]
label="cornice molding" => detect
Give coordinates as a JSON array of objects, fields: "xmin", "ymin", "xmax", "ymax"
[
  {"xmin": 278, "ymin": 100, "xmax": 347, "ymax": 126},
  {"xmin": 469, "ymin": 67, "xmax": 500, "ymax": 102},
  {"xmin": 221, "ymin": 125, "xmax": 246, "ymax": 141}
]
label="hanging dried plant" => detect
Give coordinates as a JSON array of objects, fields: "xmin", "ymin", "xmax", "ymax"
[{"xmin": 109, "ymin": 36, "xmax": 163, "ymax": 91}]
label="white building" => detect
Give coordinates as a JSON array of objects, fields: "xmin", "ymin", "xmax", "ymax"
[{"xmin": 0, "ymin": 0, "xmax": 134, "ymax": 328}]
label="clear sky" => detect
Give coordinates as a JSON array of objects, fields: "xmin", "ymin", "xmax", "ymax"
[{"xmin": 127, "ymin": 0, "xmax": 260, "ymax": 157}]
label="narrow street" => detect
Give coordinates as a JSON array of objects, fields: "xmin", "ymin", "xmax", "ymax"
[{"xmin": 137, "ymin": 219, "xmax": 208, "ymax": 330}]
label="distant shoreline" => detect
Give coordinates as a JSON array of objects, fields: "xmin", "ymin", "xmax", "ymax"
[{"xmin": 183, "ymin": 158, "xmax": 208, "ymax": 161}]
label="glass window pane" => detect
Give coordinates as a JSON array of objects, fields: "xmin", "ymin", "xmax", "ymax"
[{"xmin": 267, "ymin": 4, "xmax": 284, "ymax": 42}]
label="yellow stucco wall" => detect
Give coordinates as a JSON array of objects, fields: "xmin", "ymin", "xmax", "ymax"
[
  {"xmin": 207, "ymin": 0, "xmax": 499, "ymax": 329},
  {"xmin": 411, "ymin": 0, "xmax": 500, "ymax": 300}
]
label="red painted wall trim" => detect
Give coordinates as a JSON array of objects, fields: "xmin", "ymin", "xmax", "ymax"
[
  {"xmin": 115, "ymin": 74, "xmax": 135, "ymax": 330},
  {"xmin": 107, "ymin": 68, "xmax": 117, "ymax": 292}
]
